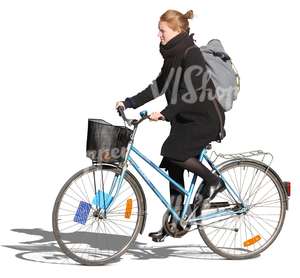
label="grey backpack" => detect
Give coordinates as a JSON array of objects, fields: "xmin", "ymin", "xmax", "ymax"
[
  {"xmin": 185, "ymin": 39, "xmax": 240, "ymax": 112},
  {"xmin": 184, "ymin": 39, "xmax": 240, "ymax": 141},
  {"xmin": 200, "ymin": 39, "xmax": 240, "ymax": 111}
]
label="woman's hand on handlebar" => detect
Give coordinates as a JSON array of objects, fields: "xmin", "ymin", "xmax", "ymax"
[
  {"xmin": 149, "ymin": 112, "xmax": 165, "ymax": 121},
  {"xmin": 115, "ymin": 102, "xmax": 165, "ymax": 125},
  {"xmin": 115, "ymin": 101, "xmax": 125, "ymax": 110}
]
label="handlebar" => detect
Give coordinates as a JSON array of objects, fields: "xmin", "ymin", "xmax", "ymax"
[{"xmin": 116, "ymin": 106, "xmax": 164, "ymax": 127}]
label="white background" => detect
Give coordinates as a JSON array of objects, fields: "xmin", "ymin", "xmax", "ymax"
[{"xmin": 0, "ymin": 0, "xmax": 299, "ymax": 276}]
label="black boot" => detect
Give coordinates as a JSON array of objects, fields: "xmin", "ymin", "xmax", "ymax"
[
  {"xmin": 169, "ymin": 194, "xmax": 183, "ymax": 224},
  {"xmin": 194, "ymin": 182, "xmax": 210, "ymax": 210},
  {"xmin": 148, "ymin": 194, "xmax": 184, "ymax": 242},
  {"xmin": 168, "ymin": 194, "xmax": 185, "ymax": 235},
  {"xmin": 194, "ymin": 179, "xmax": 226, "ymax": 209},
  {"xmin": 209, "ymin": 179, "xmax": 226, "ymax": 200},
  {"xmin": 148, "ymin": 227, "xmax": 168, "ymax": 242}
]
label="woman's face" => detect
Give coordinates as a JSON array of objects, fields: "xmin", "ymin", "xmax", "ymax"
[{"xmin": 158, "ymin": 21, "xmax": 180, "ymax": 45}]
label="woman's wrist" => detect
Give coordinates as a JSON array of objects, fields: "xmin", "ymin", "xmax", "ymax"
[
  {"xmin": 123, "ymin": 98, "xmax": 134, "ymax": 109},
  {"xmin": 160, "ymin": 110, "xmax": 168, "ymax": 121}
]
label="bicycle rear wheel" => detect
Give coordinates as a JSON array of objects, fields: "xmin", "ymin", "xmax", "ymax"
[
  {"xmin": 198, "ymin": 160, "xmax": 286, "ymax": 259},
  {"xmin": 52, "ymin": 164, "xmax": 144, "ymax": 265}
]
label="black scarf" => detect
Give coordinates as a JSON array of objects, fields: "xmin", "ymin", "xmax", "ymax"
[
  {"xmin": 158, "ymin": 31, "xmax": 196, "ymax": 83},
  {"xmin": 159, "ymin": 31, "xmax": 195, "ymax": 59}
]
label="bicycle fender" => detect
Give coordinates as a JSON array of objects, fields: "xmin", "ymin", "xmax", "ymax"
[
  {"xmin": 243, "ymin": 159, "xmax": 289, "ymax": 211},
  {"xmin": 125, "ymin": 169, "xmax": 148, "ymax": 234},
  {"xmin": 215, "ymin": 159, "xmax": 289, "ymax": 210}
]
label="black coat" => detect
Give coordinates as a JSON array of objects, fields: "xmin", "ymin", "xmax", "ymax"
[{"xmin": 123, "ymin": 32, "xmax": 225, "ymax": 167}]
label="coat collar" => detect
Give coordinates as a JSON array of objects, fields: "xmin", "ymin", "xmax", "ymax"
[{"xmin": 159, "ymin": 30, "xmax": 195, "ymax": 59}]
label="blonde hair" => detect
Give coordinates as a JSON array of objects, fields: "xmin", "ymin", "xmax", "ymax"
[{"xmin": 160, "ymin": 9, "xmax": 194, "ymax": 33}]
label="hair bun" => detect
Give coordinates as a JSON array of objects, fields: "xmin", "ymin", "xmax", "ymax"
[{"xmin": 184, "ymin": 10, "xmax": 194, "ymax": 20}]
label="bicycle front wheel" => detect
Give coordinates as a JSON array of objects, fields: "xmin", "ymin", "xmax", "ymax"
[
  {"xmin": 198, "ymin": 160, "xmax": 287, "ymax": 259},
  {"xmin": 52, "ymin": 164, "xmax": 144, "ymax": 265}
]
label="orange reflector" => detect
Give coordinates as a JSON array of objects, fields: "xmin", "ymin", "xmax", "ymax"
[
  {"xmin": 243, "ymin": 235, "xmax": 261, "ymax": 247},
  {"xmin": 124, "ymin": 199, "xmax": 133, "ymax": 219}
]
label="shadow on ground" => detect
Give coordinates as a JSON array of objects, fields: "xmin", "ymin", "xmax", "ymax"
[{"xmin": 2, "ymin": 228, "xmax": 223, "ymax": 265}]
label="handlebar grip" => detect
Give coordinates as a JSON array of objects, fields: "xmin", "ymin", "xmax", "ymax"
[
  {"xmin": 117, "ymin": 105, "xmax": 132, "ymax": 125},
  {"xmin": 117, "ymin": 105, "xmax": 125, "ymax": 116}
]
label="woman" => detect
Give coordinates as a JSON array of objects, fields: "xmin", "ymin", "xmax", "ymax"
[{"xmin": 116, "ymin": 9, "xmax": 225, "ymax": 242}]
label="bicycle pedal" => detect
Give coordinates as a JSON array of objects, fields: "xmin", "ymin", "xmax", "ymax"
[
  {"xmin": 152, "ymin": 234, "xmax": 168, "ymax": 243},
  {"xmin": 209, "ymin": 202, "xmax": 230, "ymax": 208}
]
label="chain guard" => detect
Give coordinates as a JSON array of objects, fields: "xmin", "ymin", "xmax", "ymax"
[{"xmin": 162, "ymin": 206, "xmax": 193, "ymax": 238}]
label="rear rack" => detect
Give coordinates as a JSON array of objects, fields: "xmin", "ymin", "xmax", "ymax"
[{"xmin": 209, "ymin": 149, "xmax": 274, "ymax": 168}]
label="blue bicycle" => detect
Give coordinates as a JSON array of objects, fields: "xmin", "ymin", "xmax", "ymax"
[{"xmin": 52, "ymin": 108, "xmax": 290, "ymax": 265}]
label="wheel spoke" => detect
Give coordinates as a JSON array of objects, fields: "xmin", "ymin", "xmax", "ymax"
[
  {"xmin": 198, "ymin": 161, "xmax": 286, "ymax": 259},
  {"xmin": 53, "ymin": 166, "xmax": 142, "ymax": 265}
]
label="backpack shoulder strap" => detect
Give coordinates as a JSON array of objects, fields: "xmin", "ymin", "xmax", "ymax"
[{"xmin": 212, "ymin": 99, "xmax": 226, "ymax": 141}]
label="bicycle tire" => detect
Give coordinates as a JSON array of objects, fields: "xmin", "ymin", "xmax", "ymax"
[
  {"xmin": 52, "ymin": 164, "xmax": 145, "ymax": 265},
  {"xmin": 198, "ymin": 159, "xmax": 286, "ymax": 259}
]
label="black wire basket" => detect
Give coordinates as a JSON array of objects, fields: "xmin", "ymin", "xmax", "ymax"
[{"xmin": 86, "ymin": 119, "xmax": 133, "ymax": 163}]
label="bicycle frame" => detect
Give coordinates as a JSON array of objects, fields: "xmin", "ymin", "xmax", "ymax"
[
  {"xmin": 106, "ymin": 134, "xmax": 245, "ymax": 226},
  {"xmin": 54, "ymin": 109, "xmax": 288, "ymax": 263}
]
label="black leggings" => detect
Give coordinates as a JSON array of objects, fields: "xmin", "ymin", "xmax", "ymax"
[{"xmin": 167, "ymin": 156, "xmax": 219, "ymax": 208}]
